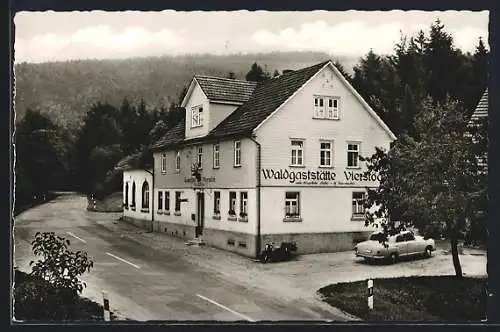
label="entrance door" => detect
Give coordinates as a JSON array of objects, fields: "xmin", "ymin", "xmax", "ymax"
[{"xmin": 196, "ymin": 192, "xmax": 205, "ymax": 237}]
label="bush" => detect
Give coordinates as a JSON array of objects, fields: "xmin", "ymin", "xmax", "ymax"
[{"xmin": 13, "ymin": 232, "xmax": 96, "ymax": 321}]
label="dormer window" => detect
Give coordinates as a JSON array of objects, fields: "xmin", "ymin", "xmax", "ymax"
[
  {"xmin": 191, "ymin": 105, "xmax": 204, "ymax": 128},
  {"xmin": 314, "ymin": 96, "xmax": 340, "ymax": 120}
]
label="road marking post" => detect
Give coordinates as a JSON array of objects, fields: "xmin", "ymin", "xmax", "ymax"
[
  {"xmin": 368, "ymin": 279, "xmax": 374, "ymax": 310},
  {"xmin": 102, "ymin": 291, "xmax": 111, "ymax": 321}
]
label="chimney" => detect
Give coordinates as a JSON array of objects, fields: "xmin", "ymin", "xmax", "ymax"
[{"xmin": 282, "ymin": 69, "xmax": 294, "ymax": 74}]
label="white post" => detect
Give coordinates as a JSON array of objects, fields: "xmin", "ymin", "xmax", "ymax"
[
  {"xmin": 102, "ymin": 291, "xmax": 111, "ymax": 321},
  {"xmin": 368, "ymin": 279, "xmax": 374, "ymax": 310}
]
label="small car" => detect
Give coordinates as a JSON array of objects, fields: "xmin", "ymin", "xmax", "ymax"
[{"xmin": 354, "ymin": 230, "xmax": 435, "ymax": 263}]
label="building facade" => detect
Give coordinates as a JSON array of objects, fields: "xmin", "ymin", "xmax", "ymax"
[{"xmin": 123, "ymin": 60, "xmax": 396, "ymax": 257}]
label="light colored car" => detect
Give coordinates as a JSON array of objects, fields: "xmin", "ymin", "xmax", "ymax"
[{"xmin": 354, "ymin": 230, "xmax": 435, "ymax": 263}]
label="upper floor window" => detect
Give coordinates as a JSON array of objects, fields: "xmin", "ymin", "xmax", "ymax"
[
  {"xmin": 213, "ymin": 143, "xmax": 220, "ymax": 169},
  {"xmin": 314, "ymin": 96, "xmax": 340, "ymax": 120},
  {"xmin": 347, "ymin": 143, "xmax": 360, "ymax": 168},
  {"xmin": 161, "ymin": 153, "xmax": 167, "ymax": 173},
  {"xmin": 320, "ymin": 141, "xmax": 333, "ymax": 167},
  {"xmin": 234, "ymin": 141, "xmax": 241, "ymax": 167},
  {"xmin": 290, "ymin": 140, "xmax": 304, "ymax": 166},
  {"xmin": 197, "ymin": 146, "xmax": 203, "ymax": 169},
  {"xmin": 191, "ymin": 105, "xmax": 204, "ymax": 128},
  {"xmin": 175, "ymin": 151, "xmax": 181, "ymax": 172}
]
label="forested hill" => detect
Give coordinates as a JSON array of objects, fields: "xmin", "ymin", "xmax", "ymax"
[{"xmin": 14, "ymin": 51, "xmax": 356, "ymax": 130}]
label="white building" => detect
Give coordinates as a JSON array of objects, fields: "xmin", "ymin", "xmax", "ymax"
[{"xmin": 123, "ymin": 60, "xmax": 396, "ymax": 257}]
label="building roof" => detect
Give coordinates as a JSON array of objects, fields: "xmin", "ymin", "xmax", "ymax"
[
  {"xmin": 193, "ymin": 75, "xmax": 258, "ymax": 104},
  {"xmin": 207, "ymin": 61, "xmax": 330, "ymax": 138},
  {"xmin": 153, "ymin": 60, "xmax": 395, "ymax": 151},
  {"xmin": 470, "ymin": 89, "xmax": 488, "ymax": 122},
  {"xmin": 150, "ymin": 113, "xmax": 186, "ymax": 150},
  {"xmin": 115, "ymin": 149, "xmax": 154, "ymax": 171}
]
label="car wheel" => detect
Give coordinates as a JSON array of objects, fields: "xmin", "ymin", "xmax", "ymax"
[
  {"xmin": 389, "ymin": 253, "xmax": 398, "ymax": 264},
  {"xmin": 425, "ymin": 247, "xmax": 432, "ymax": 258}
]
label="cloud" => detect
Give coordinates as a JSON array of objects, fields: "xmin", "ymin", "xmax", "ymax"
[
  {"xmin": 251, "ymin": 20, "xmax": 488, "ymax": 56},
  {"xmin": 15, "ymin": 25, "xmax": 185, "ymax": 63}
]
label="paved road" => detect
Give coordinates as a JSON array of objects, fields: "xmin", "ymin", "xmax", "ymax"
[{"xmin": 13, "ymin": 194, "xmax": 344, "ymax": 322}]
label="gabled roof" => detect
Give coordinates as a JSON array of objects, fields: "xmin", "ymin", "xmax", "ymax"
[
  {"xmin": 154, "ymin": 60, "xmax": 396, "ymax": 151},
  {"xmin": 183, "ymin": 75, "xmax": 258, "ymax": 106},
  {"xmin": 207, "ymin": 61, "xmax": 330, "ymax": 138},
  {"xmin": 471, "ymin": 89, "xmax": 488, "ymax": 122}
]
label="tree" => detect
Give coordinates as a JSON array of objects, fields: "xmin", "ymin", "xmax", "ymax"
[
  {"xmin": 361, "ymin": 97, "xmax": 482, "ymax": 278},
  {"xmin": 15, "ymin": 109, "xmax": 70, "ymax": 203},
  {"xmin": 272, "ymin": 69, "xmax": 280, "ymax": 78},
  {"xmin": 245, "ymin": 62, "xmax": 269, "ymax": 82}
]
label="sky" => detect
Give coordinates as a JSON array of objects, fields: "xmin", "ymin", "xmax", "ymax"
[{"xmin": 14, "ymin": 10, "xmax": 489, "ymax": 63}]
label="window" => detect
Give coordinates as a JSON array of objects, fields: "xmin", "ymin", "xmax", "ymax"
[
  {"xmin": 314, "ymin": 96, "xmax": 340, "ymax": 120},
  {"xmin": 403, "ymin": 232, "xmax": 415, "ymax": 241},
  {"xmin": 229, "ymin": 191, "xmax": 237, "ymax": 215},
  {"xmin": 240, "ymin": 192, "xmax": 248, "ymax": 218},
  {"xmin": 396, "ymin": 234, "xmax": 405, "ymax": 243},
  {"xmin": 320, "ymin": 141, "xmax": 333, "ymax": 167},
  {"xmin": 124, "ymin": 182, "xmax": 129, "ymax": 208},
  {"xmin": 161, "ymin": 153, "xmax": 167, "ymax": 173},
  {"xmin": 165, "ymin": 191, "xmax": 170, "ymax": 211},
  {"xmin": 191, "ymin": 105, "xmax": 204, "ymax": 128},
  {"xmin": 234, "ymin": 141, "xmax": 241, "ymax": 167},
  {"xmin": 290, "ymin": 140, "xmax": 304, "ymax": 166},
  {"xmin": 131, "ymin": 182, "xmax": 136, "ymax": 207},
  {"xmin": 326, "ymin": 97, "xmax": 340, "ymax": 119},
  {"xmin": 213, "ymin": 191, "xmax": 221, "ymax": 214},
  {"xmin": 352, "ymin": 192, "xmax": 365, "ymax": 217},
  {"xmin": 175, "ymin": 151, "xmax": 180, "ymax": 172},
  {"xmin": 158, "ymin": 191, "xmax": 163, "ymax": 211},
  {"xmin": 175, "ymin": 191, "xmax": 181, "ymax": 212},
  {"xmin": 142, "ymin": 181, "xmax": 149, "ymax": 209},
  {"xmin": 213, "ymin": 144, "xmax": 220, "ymax": 168},
  {"xmin": 197, "ymin": 146, "xmax": 203, "ymax": 169},
  {"xmin": 285, "ymin": 192, "xmax": 300, "ymax": 219},
  {"xmin": 347, "ymin": 143, "xmax": 360, "ymax": 167}
]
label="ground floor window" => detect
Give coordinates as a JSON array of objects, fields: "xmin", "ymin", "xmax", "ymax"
[
  {"xmin": 165, "ymin": 191, "xmax": 170, "ymax": 212},
  {"xmin": 131, "ymin": 182, "xmax": 136, "ymax": 209},
  {"xmin": 214, "ymin": 191, "xmax": 221, "ymax": 214},
  {"xmin": 284, "ymin": 192, "xmax": 301, "ymax": 221},
  {"xmin": 142, "ymin": 181, "xmax": 150, "ymax": 210},
  {"xmin": 124, "ymin": 182, "xmax": 129, "ymax": 209},
  {"xmin": 352, "ymin": 191, "xmax": 366, "ymax": 218},
  {"xmin": 229, "ymin": 191, "xmax": 237, "ymax": 216},
  {"xmin": 158, "ymin": 191, "xmax": 163, "ymax": 211},
  {"xmin": 239, "ymin": 192, "xmax": 248, "ymax": 221},
  {"xmin": 175, "ymin": 191, "xmax": 181, "ymax": 213}
]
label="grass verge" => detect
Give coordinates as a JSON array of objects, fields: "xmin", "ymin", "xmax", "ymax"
[
  {"xmin": 13, "ymin": 270, "xmax": 121, "ymax": 322},
  {"xmin": 318, "ymin": 276, "xmax": 487, "ymax": 321}
]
